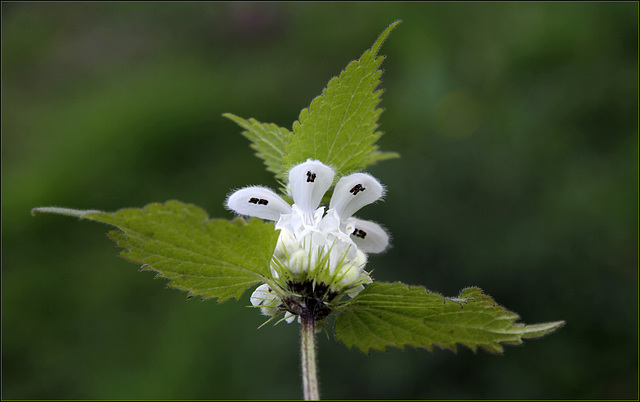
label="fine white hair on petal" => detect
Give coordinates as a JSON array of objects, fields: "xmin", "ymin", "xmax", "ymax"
[
  {"xmin": 226, "ymin": 186, "xmax": 291, "ymax": 221},
  {"xmin": 329, "ymin": 172, "xmax": 385, "ymax": 220},
  {"xmin": 345, "ymin": 218, "xmax": 390, "ymax": 254},
  {"xmin": 288, "ymin": 159, "xmax": 335, "ymax": 224}
]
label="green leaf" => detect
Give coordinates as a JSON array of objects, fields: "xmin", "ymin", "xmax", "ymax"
[
  {"xmin": 283, "ymin": 20, "xmax": 402, "ymax": 175},
  {"xmin": 223, "ymin": 113, "xmax": 291, "ymax": 180},
  {"xmin": 360, "ymin": 149, "xmax": 401, "ymax": 167},
  {"xmin": 334, "ymin": 282, "xmax": 565, "ymax": 354},
  {"xmin": 32, "ymin": 201, "xmax": 279, "ymax": 302}
]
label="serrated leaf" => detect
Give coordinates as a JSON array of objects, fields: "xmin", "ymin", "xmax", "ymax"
[
  {"xmin": 334, "ymin": 282, "xmax": 565, "ymax": 354},
  {"xmin": 33, "ymin": 201, "xmax": 279, "ymax": 302},
  {"xmin": 223, "ymin": 113, "xmax": 291, "ymax": 180},
  {"xmin": 283, "ymin": 20, "xmax": 402, "ymax": 175}
]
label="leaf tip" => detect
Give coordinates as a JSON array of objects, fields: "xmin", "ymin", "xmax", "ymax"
[
  {"xmin": 31, "ymin": 206, "xmax": 103, "ymax": 218},
  {"xmin": 371, "ymin": 20, "xmax": 402, "ymax": 55},
  {"xmin": 522, "ymin": 320, "xmax": 566, "ymax": 339},
  {"xmin": 222, "ymin": 112, "xmax": 246, "ymax": 127}
]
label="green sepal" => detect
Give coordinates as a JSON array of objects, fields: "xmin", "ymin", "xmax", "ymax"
[{"xmin": 334, "ymin": 282, "xmax": 565, "ymax": 354}]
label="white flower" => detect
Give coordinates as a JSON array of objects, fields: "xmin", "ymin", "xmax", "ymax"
[
  {"xmin": 226, "ymin": 159, "xmax": 389, "ymax": 323},
  {"xmin": 250, "ymin": 283, "xmax": 296, "ymax": 323}
]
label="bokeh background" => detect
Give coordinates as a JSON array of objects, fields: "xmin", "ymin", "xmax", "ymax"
[{"xmin": 3, "ymin": 2, "xmax": 637, "ymax": 400}]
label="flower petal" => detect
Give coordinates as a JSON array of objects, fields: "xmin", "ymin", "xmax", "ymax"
[
  {"xmin": 345, "ymin": 218, "xmax": 390, "ymax": 253},
  {"xmin": 288, "ymin": 160, "xmax": 335, "ymax": 223},
  {"xmin": 282, "ymin": 204, "xmax": 326, "ymax": 239},
  {"xmin": 329, "ymin": 173, "xmax": 385, "ymax": 220},
  {"xmin": 250, "ymin": 284, "xmax": 279, "ymax": 316},
  {"xmin": 273, "ymin": 228, "xmax": 301, "ymax": 259},
  {"xmin": 345, "ymin": 284, "xmax": 365, "ymax": 298},
  {"xmin": 284, "ymin": 312, "xmax": 297, "ymax": 323},
  {"xmin": 226, "ymin": 186, "xmax": 291, "ymax": 221},
  {"xmin": 250, "ymin": 283, "xmax": 273, "ymax": 307}
]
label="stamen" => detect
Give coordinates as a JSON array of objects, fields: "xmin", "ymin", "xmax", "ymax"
[
  {"xmin": 349, "ymin": 184, "xmax": 366, "ymax": 195},
  {"xmin": 248, "ymin": 198, "xmax": 269, "ymax": 205},
  {"xmin": 352, "ymin": 228, "xmax": 367, "ymax": 239},
  {"xmin": 306, "ymin": 171, "xmax": 317, "ymax": 183}
]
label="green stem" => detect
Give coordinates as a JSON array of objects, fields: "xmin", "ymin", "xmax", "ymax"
[{"xmin": 300, "ymin": 310, "xmax": 320, "ymax": 400}]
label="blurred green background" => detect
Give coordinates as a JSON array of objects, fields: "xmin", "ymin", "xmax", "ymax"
[{"xmin": 2, "ymin": 2, "xmax": 637, "ymax": 399}]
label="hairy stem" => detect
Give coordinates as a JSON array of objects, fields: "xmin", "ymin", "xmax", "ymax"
[{"xmin": 300, "ymin": 309, "xmax": 320, "ymax": 400}]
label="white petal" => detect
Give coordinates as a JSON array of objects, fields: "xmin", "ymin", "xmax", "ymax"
[
  {"xmin": 318, "ymin": 208, "xmax": 340, "ymax": 233},
  {"xmin": 288, "ymin": 249, "xmax": 307, "ymax": 274},
  {"xmin": 288, "ymin": 160, "xmax": 335, "ymax": 223},
  {"xmin": 260, "ymin": 305, "xmax": 277, "ymax": 317},
  {"xmin": 250, "ymin": 284, "xmax": 273, "ymax": 306},
  {"xmin": 345, "ymin": 218, "xmax": 390, "ymax": 253},
  {"xmin": 273, "ymin": 228, "xmax": 300, "ymax": 260},
  {"xmin": 325, "ymin": 235, "xmax": 358, "ymax": 275},
  {"xmin": 284, "ymin": 312, "xmax": 297, "ymax": 323},
  {"xmin": 338, "ymin": 262, "xmax": 360, "ymax": 285},
  {"xmin": 345, "ymin": 284, "xmax": 365, "ymax": 298},
  {"xmin": 250, "ymin": 284, "xmax": 279, "ymax": 316},
  {"xmin": 329, "ymin": 173, "xmax": 385, "ymax": 220},
  {"xmin": 226, "ymin": 186, "xmax": 291, "ymax": 221},
  {"xmin": 269, "ymin": 264, "xmax": 280, "ymax": 279},
  {"xmin": 250, "ymin": 284, "xmax": 269, "ymax": 305},
  {"xmin": 285, "ymin": 204, "xmax": 325, "ymax": 239}
]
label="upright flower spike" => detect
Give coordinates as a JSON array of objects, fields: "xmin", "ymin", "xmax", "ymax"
[
  {"xmin": 32, "ymin": 23, "xmax": 566, "ymax": 401},
  {"xmin": 225, "ymin": 159, "xmax": 390, "ymax": 323}
]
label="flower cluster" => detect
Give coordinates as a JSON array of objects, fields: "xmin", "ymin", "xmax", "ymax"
[{"xmin": 226, "ymin": 159, "xmax": 389, "ymax": 323}]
